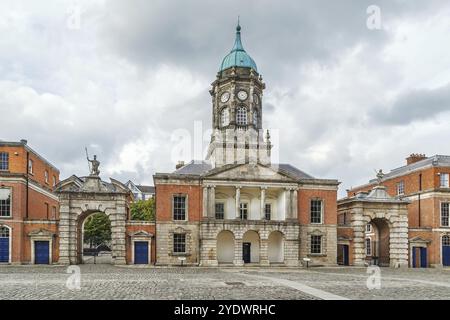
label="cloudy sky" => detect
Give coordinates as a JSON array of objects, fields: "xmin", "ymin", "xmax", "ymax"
[{"xmin": 1, "ymin": 0, "xmax": 449, "ymax": 197}]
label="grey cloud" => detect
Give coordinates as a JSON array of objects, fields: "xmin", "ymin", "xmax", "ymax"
[{"xmin": 371, "ymin": 84, "xmax": 450, "ymax": 125}]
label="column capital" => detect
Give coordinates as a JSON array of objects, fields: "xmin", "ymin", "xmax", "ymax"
[{"xmin": 260, "ymin": 186, "xmax": 268, "ymax": 190}]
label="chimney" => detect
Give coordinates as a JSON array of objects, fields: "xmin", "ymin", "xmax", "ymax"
[
  {"xmin": 20, "ymin": 139, "xmax": 28, "ymax": 145},
  {"xmin": 175, "ymin": 161, "xmax": 185, "ymax": 170},
  {"xmin": 406, "ymin": 153, "xmax": 427, "ymax": 165}
]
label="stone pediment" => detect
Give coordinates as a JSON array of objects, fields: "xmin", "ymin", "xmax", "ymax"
[
  {"xmin": 28, "ymin": 229, "xmax": 55, "ymax": 238},
  {"xmin": 55, "ymin": 175, "xmax": 130, "ymax": 194},
  {"xmin": 129, "ymin": 230, "xmax": 154, "ymax": 238},
  {"xmin": 203, "ymin": 163, "xmax": 297, "ymax": 182}
]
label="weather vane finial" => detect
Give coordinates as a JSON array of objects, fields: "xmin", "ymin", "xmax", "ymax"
[{"xmin": 237, "ymin": 15, "xmax": 241, "ymax": 31}]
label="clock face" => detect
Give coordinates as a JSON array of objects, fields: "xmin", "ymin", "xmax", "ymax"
[
  {"xmin": 237, "ymin": 90, "xmax": 248, "ymax": 101},
  {"xmin": 220, "ymin": 92, "xmax": 230, "ymax": 103}
]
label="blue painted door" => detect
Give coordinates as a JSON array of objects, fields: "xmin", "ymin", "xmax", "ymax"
[
  {"xmin": 134, "ymin": 241, "xmax": 149, "ymax": 264},
  {"xmin": 443, "ymin": 245, "xmax": 450, "ymax": 266},
  {"xmin": 0, "ymin": 238, "xmax": 9, "ymax": 263},
  {"xmin": 35, "ymin": 241, "xmax": 49, "ymax": 264},
  {"xmin": 420, "ymin": 247, "xmax": 427, "ymax": 268}
]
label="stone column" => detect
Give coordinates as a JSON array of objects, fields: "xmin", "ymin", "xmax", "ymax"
[
  {"xmin": 390, "ymin": 213, "xmax": 409, "ymax": 268},
  {"xmin": 57, "ymin": 204, "xmax": 71, "ymax": 265},
  {"xmin": 202, "ymin": 186, "xmax": 208, "ymax": 218},
  {"xmin": 68, "ymin": 212, "xmax": 77, "ymax": 264},
  {"xmin": 291, "ymin": 188, "xmax": 298, "ymax": 220},
  {"xmin": 260, "ymin": 187, "xmax": 266, "ymax": 220},
  {"xmin": 110, "ymin": 205, "xmax": 127, "ymax": 265},
  {"xmin": 234, "ymin": 238, "xmax": 244, "ymax": 266},
  {"xmin": 260, "ymin": 231, "xmax": 270, "ymax": 266},
  {"xmin": 352, "ymin": 210, "xmax": 366, "ymax": 266},
  {"xmin": 235, "ymin": 186, "xmax": 241, "ymax": 219},
  {"xmin": 285, "ymin": 188, "xmax": 292, "ymax": 219},
  {"xmin": 208, "ymin": 185, "xmax": 215, "ymax": 219}
]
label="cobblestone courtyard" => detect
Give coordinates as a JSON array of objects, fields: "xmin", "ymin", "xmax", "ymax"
[{"xmin": 0, "ymin": 265, "xmax": 449, "ymax": 300}]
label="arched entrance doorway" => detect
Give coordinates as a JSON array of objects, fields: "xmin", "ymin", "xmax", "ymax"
[
  {"xmin": 78, "ymin": 211, "xmax": 112, "ymax": 264},
  {"xmin": 268, "ymin": 231, "xmax": 284, "ymax": 263},
  {"xmin": 216, "ymin": 230, "xmax": 234, "ymax": 264},
  {"xmin": 55, "ymin": 175, "xmax": 130, "ymax": 265},
  {"xmin": 365, "ymin": 219, "xmax": 390, "ymax": 266},
  {"xmin": 0, "ymin": 225, "xmax": 11, "ymax": 263},
  {"xmin": 242, "ymin": 230, "xmax": 260, "ymax": 263}
]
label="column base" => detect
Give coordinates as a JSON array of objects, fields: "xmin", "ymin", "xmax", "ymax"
[
  {"xmin": 260, "ymin": 259, "xmax": 270, "ymax": 266},
  {"xmin": 233, "ymin": 260, "xmax": 244, "ymax": 267},
  {"xmin": 200, "ymin": 260, "xmax": 219, "ymax": 267},
  {"xmin": 113, "ymin": 257, "xmax": 127, "ymax": 265},
  {"xmin": 58, "ymin": 257, "xmax": 71, "ymax": 265}
]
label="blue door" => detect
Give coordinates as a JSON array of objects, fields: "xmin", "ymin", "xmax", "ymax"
[
  {"xmin": 420, "ymin": 247, "xmax": 427, "ymax": 268},
  {"xmin": 134, "ymin": 241, "xmax": 149, "ymax": 264},
  {"xmin": 443, "ymin": 245, "xmax": 450, "ymax": 266},
  {"xmin": 35, "ymin": 241, "xmax": 49, "ymax": 264},
  {"xmin": 0, "ymin": 238, "xmax": 9, "ymax": 263}
]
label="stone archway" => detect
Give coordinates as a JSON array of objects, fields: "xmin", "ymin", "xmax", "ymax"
[
  {"xmin": 216, "ymin": 230, "xmax": 235, "ymax": 264},
  {"xmin": 55, "ymin": 175, "xmax": 130, "ymax": 265},
  {"xmin": 268, "ymin": 231, "xmax": 284, "ymax": 263}
]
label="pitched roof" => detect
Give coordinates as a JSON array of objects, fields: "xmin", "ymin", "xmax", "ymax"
[
  {"xmin": 369, "ymin": 155, "xmax": 450, "ymax": 184},
  {"xmin": 136, "ymin": 185, "xmax": 155, "ymax": 193},
  {"xmin": 167, "ymin": 160, "xmax": 317, "ymax": 181}
]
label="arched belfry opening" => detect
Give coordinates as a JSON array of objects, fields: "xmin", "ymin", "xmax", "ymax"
[{"xmin": 55, "ymin": 173, "xmax": 131, "ymax": 265}]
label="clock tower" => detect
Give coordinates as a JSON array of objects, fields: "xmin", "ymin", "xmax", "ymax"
[{"xmin": 206, "ymin": 22, "xmax": 272, "ymax": 168}]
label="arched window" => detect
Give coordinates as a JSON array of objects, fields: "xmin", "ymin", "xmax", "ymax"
[
  {"xmin": 443, "ymin": 235, "xmax": 450, "ymax": 246},
  {"xmin": 0, "ymin": 226, "xmax": 9, "ymax": 237},
  {"xmin": 252, "ymin": 110, "xmax": 258, "ymax": 126},
  {"xmin": 220, "ymin": 107, "xmax": 229, "ymax": 127},
  {"xmin": 236, "ymin": 106, "xmax": 247, "ymax": 125}
]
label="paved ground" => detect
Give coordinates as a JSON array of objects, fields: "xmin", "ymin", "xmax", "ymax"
[{"xmin": 0, "ymin": 265, "xmax": 449, "ymax": 300}]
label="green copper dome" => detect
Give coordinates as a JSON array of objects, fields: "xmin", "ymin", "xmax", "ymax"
[{"xmin": 219, "ymin": 23, "xmax": 258, "ymax": 72}]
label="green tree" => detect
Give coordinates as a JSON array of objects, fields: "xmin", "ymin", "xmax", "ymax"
[
  {"xmin": 83, "ymin": 213, "xmax": 111, "ymax": 248},
  {"xmin": 130, "ymin": 198, "xmax": 155, "ymax": 221}
]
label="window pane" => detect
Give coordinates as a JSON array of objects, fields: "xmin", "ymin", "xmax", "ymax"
[
  {"xmin": 366, "ymin": 238, "xmax": 371, "ymax": 255},
  {"xmin": 311, "ymin": 235, "xmax": 322, "ymax": 254},
  {"xmin": 265, "ymin": 203, "xmax": 271, "ymax": 220},
  {"xmin": 215, "ymin": 203, "xmax": 224, "ymax": 220},
  {"xmin": 221, "ymin": 108, "xmax": 229, "ymax": 127},
  {"xmin": 441, "ymin": 203, "xmax": 449, "ymax": 227},
  {"xmin": 310, "ymin": 200, "xmax": 322, "ymax": 223},
  {"xmin": 173, "ymin": 233, "xmax": 186, "ymax": 253},
  {"xmin": 0, "ymin": 189, "xmax": 11, "ymax": 217},
  {"xmin": 240, "ymin": 203, "xmax": 248, "ymax": 220},
  {"xmin": 443, "ymin": 236, "xmax": 450, "ymax": 246},
  {"xmin": 0, "ymin": 226, "xmax": 9, "ymax": 237},
  {"xmin": 173, "ymin": 196, "xmax": 186, "ymax": 220},
  {"xmin": 0, "ymin": 152, "xmax": 9, "ymax": 171},
  {"xmin": 236, "ymin": 107, "xmax": 247, "ymax": 125},
  {"xmin": 440, "ymin": 173, "xmax": 450, "ymax": 188},
  {"xmin": 397, "ymin": 181, "xmax": 404, "ymax": 195}
]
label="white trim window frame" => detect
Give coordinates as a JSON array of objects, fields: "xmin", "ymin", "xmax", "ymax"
[
  {"xmin": 0, "ymin": 188, "xmax": 12, "ymax": 218},
  {"xmin": 310, "ymin": 235, "xmax": 322, "ymax": 254},
  {"xmin": 215, "ymin": 202, "xmax": 225, "ymax": 220},
  {"xmin": 173, "ymin": 195, "xmax": 187, "ymax": 221},
  {"xmin": 239, "ymin": 202, "xmax": 248, "ymax": 220},
  {"xmin": 441, "ymin": 202, "xmax": 449, "ymax": 227},
  {"xmin": 440, "ymin": 173, "xmax": 450, "ymax": 188},
  {"xmin": 0, "ymin": 152, "xmax": 9, "ymax": 171},
  {"xmin": 397, "ymin": 181, "xmax": 405, "ymax": 196},
  {"xmin": 310, "ymin": 199, "xmax": 323, "ymax": 224},
  {"xmin": 173, "ymin": 233, "xmax": 186, "ymax": 254},
  {"xmin": 220, "ymin": 107, "xmax": 230, "ymax": 127}
]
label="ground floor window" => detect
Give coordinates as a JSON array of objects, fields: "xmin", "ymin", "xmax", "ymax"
[
  {"xmin": 173, "ymin": 233, "xmax": 186, "ymax": 253},
  {"xmin": 310, "ymin": 235, "xmax": 322, "ymax": 254},
  {"xmin": 366, "ymin": 238, "xmax": 371, "ymax": 255}
]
